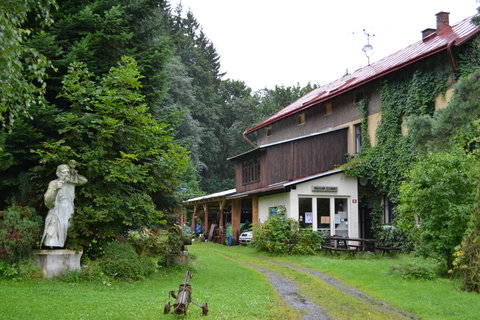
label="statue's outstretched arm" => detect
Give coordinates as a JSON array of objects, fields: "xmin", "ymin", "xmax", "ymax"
[{"xmin": 67, "ymin": 173, "xmax": 88, "ymax": 186}]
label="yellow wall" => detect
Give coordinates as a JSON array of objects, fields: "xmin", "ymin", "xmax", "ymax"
[
  {"xmin": 435, "ymin": 87, "xmax": 454, "ymax": 111},
  {"xmin": 333, "ymin": 112, "xmax": 382, "ymax": 155},
  {"xmin": 326, "ymin": 87, "xmax": 453, "ymax": 155},
  {"xmin": 368, "ymin": 113, "xmax": 381, "ymax": 147}
]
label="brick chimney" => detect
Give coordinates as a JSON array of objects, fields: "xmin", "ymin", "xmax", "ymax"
[
  {"xmin": 436, "ymin": 12, "xmax": 450, "ymax": 31},
  {"xmin": 422, "ymin": 28, "xmax": 436, "ymax": 40}
]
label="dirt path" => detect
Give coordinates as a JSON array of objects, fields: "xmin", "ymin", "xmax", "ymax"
[
  {"xmin": 205, "ymin": 246, "xmax": 418, "ymax": 320},
  {"xmin": 250, "ymin": 264, "xmax": 333, "ymax": 320},
  {"xmin": 266, "ymin": 260, "xmax": 418, "ymax": 320}
]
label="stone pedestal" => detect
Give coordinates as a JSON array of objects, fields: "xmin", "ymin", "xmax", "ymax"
[
  {"xmin": 166, "ymin": 251, "xmax": 189, "ymax": 267},
  {"xmin": 34, "ymin": 249, "xmax": 83, "ymax": 278}
]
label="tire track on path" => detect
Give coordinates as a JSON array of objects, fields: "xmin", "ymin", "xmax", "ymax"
[
  {"xmin": 264, "ymin": 259, "xmax": 418, "ymax": 320},
  {"xmin": 249, "ymin": 264, "xmax": 333, "ymax": 320},
  {"xmin": 203, "ymin": 245, "xmax": 418, "ymax": 319}
]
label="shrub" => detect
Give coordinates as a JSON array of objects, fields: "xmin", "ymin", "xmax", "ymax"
[
  {"xmin": 0, "ymin": 261, "xmax": 19, "ymax": 279},
  {"xmin": 98, "ymin": 242, "xmax": 157, "ymax": 281},
  {"xmin": 0, "ymin": 206, "xmax": 42, "ymax": 263},
  {"xmin": 390, "ymin": 262, "xmax": 438, "ymax": 280},
  {"xmin": 164, "ymin": 226, "xmax": 189, "ymax": 255},
  {"xmin": 291, "ymin": 230, "xmax": 324, "ymax": 255},
  {"xmin": 127, "ymin": 228, "xmax": 164, "ymax": 256},
  {"xmin": 253, "ymin": 208, "xmax": 324, "ymax": 255},
  {"xmin": 397, "ymin": 152, "xmax": 479, "ymax": 270},
  {"xmin": 61, "ymin": 261, "xmax": 111, "ymax": 285},
  {"xmin": 376, "ymin": 226, "xmax": 413, "ymax": 252},
  {"xmin": 0, "ymin": 259, "xmax": 42, "ymax": 280}
]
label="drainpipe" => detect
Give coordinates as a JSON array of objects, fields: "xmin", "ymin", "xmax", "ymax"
[
  {"xmin": 242, "ymin": 131, "xmax": 257, "ymax": 148},
  {"xmin": 447, "ymin": 40, "xmax": 457, "ymax": 82}
]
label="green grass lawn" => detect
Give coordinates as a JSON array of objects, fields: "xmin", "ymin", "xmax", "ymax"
[
  {"xmin": 214, "ymin": 244, "xmax": 480, "ymax": 320},
  {"xmin": 272, "ymin": 253, "xmax": 480, "ymax": 320},
  {"xmin": 0, "ymin": 245, "xmax": 285, "ymax": 320},
  {"xmin": 1, "ymin": 243, "xmax": 479, "ymax": 319}
]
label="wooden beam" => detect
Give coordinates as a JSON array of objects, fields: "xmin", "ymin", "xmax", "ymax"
[
  {"xmin": 219, "ymin": 199, "xmax": 226, "ymax": 229},
  {"xmin": 252, "ymin": 196, "xmax": 259, "ymax": 228},
  {"xmin": 191, "ymin": 203, "xmax": 197, "ymax": 233},
  {"xmin": 231, "ymin": 199, "xmax": 241, "ymax": 245},
  {"xmin": 203, "ymin": 202, "xmax": 209, "ymax": 240}
]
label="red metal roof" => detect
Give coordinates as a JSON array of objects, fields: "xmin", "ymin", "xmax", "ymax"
[{"xmin": 244, "ymin": 14, "xmax": 480, "ymax": 136}]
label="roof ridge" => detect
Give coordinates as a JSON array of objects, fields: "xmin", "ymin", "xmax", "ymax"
[{"xmin": 244, "ymin": 13, "xmax": 479, "ymax": 136}]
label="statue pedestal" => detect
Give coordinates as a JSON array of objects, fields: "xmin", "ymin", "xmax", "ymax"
[
  {"xmin": 34, "ymin": 249, "xmax": 83, "ymax": 278},
  {"xmin": 166, "ymin": 251, "xmax": 189, "ymax": 267}
]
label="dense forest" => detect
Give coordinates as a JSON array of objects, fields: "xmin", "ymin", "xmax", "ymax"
[{"xmin": 0, "ymin": 0, "xmax": 318, "ymax": 244}]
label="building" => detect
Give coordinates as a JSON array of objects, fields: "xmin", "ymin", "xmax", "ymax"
[{"xmin": 185, "ymin": 12, "xmax": 480, "ymax": 244}]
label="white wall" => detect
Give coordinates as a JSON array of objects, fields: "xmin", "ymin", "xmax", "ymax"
[
  {"xmin": 258, "ymin": 193, "xmax": 290, "ymax": 223},
  {"xmin": 258, "ymin": 171, "xmax": 359, "ymax": 237}
]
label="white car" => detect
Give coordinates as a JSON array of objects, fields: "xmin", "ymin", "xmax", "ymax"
[{"xmin": 239, "ymin": 231, "xmax": 253, "ymax": 244}]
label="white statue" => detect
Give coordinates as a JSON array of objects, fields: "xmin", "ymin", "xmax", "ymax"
[{"xmin": 41, "ymin": 161, "xmax": 87, "ymax": 248}]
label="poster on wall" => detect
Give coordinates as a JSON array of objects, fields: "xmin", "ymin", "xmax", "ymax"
[
  {"xmin": 305, "ymin": 212, "xmax": 312, "ymax": 224},
  {"xmin": 320, "ymin": 216, "xmax": 330, "ymax": 224}
]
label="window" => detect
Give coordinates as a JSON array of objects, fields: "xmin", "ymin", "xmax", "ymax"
[
  {"xmin": 298, "ymin": 113, "xmax": 305, "ymax": 125},
  {"xmin": 354, "ymin": 123, "xmax": 362, "ymax": 154},
  {"xmin": 269, "ymin": 206, "xmax": 278, "ymax": 216},
  {"xmin": 325, "ymin": 103, "xmax": 333, "ymax": 116},
  {"xmin": 266, "ymin": 126, "xmax": 272, "ymax": 136},
  {"xmin": 242, "ymin": 157, "xmax": 260, "ymax": 184},
  {"xmin": 383, "ymin": 196, "xmax": 395, "ymax": 224}
]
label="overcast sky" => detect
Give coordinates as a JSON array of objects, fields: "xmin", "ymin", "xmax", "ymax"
[{"xmin": 171, "ymin": 0, "xmax": 479, "ymax": 90}]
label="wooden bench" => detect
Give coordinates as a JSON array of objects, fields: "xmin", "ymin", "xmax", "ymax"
[{"xmin": 322, "ymin": 237, "xmax": 357, "ymax": 256}]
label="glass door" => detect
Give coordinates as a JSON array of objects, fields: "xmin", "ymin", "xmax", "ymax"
[
  {"xmin": 333, "ymin": 198, "xmax": 348, "ymax": 237},
  {"xmin": 298, "ymin": 198, "xmax": 312, "ymax": 229},
  {"xmin": 316, "ymin": 198, "xmax": 330, "ymax": 235}
]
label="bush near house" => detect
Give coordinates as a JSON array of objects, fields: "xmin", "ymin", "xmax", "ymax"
[
  {"xmin": 253, "ymin": 208, "xmax": 324, "ymax": 255},
  {"xmin": 397, "ymin": 152, "xmax": 479, "ymax": 271},
  {"xmin": 0, "ymin": 206, "xmax": 42, "ymax": 264}
]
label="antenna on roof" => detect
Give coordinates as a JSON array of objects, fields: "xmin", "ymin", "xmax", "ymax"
[{"xmin": 362, "ymin": 29, "xmax": 375, "ymax": 65}]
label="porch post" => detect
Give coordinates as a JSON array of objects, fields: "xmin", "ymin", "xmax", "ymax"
[
  {"xmin": 252, "ymin": 196, "xmax": 259, "ymax": 228},
  {"xmin": 203, "ymin": 202, "xmax": 209, "ymax": 240},
  {"xmin": 231, "ymin": 198, "xmax": 241, "ymax": 245},
  {"xmin": 219, "ymin": 199, "xmax": 226, "ymax": 229},
  {"xmin": 191, "ymin": 203, "xmax": 197, "ymax": 234}
]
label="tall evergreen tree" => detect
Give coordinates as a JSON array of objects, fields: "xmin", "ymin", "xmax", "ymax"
[{"xmin": 34, "ymin": 57, "xmax": 190, "ymax": 245}]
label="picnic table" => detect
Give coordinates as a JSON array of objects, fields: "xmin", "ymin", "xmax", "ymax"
[{"xmin": 322, "ymin": 236, "xmax": 400, "ymax": 255}]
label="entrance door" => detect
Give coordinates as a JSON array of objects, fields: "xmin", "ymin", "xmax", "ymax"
[
  {"xmin": 298, "ymin": 198, "xmax": 313, "ymax": 229},
  {"xmin": 316, "ymin": 198, "xmax": 330, "ymax": 235},
  {"xmin": 333, "ymin": 198, "xmax": 348, "ymax": 237}
]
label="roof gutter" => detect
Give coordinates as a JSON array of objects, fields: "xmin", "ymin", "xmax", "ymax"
[
  {"xmin": 242, "ymin": 131, "xmax": 257, "ymax": 148},
  {"xmin": 447, "ymin": 40, "xmax": 457, "ymax": 81}
]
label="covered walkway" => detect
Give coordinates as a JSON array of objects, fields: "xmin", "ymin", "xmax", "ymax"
[{"xmin": 184, "ymin": 189, "xmax": 259, "ymax": 245}]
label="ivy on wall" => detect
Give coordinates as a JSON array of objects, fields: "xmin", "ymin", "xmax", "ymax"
[
  {"xmin": 345, "ymin": 68, "xmax": 450, "ymax": 234},
  {"xmin": 348, "ymin": 69, "xmax": 448, "ymax": 197},
  {"xmin": 344, "ymin": 36, "xmax": 480, "ymax": 243},
  {"xmin": 457, "ymin": 37, "xmax": 480, "ymax": 78},
  {"xmin": 356, "ymin": 97, "xmax": 371, "ymax": 153}
]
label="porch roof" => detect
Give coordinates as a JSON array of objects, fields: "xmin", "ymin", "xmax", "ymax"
[
  {"xmin": 184, "ymin": 188, "xmax": 236, "ymax": 205},
  {"xmin": 227, "ymin": 168, "xmax": 345, "ymax": 199}
]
